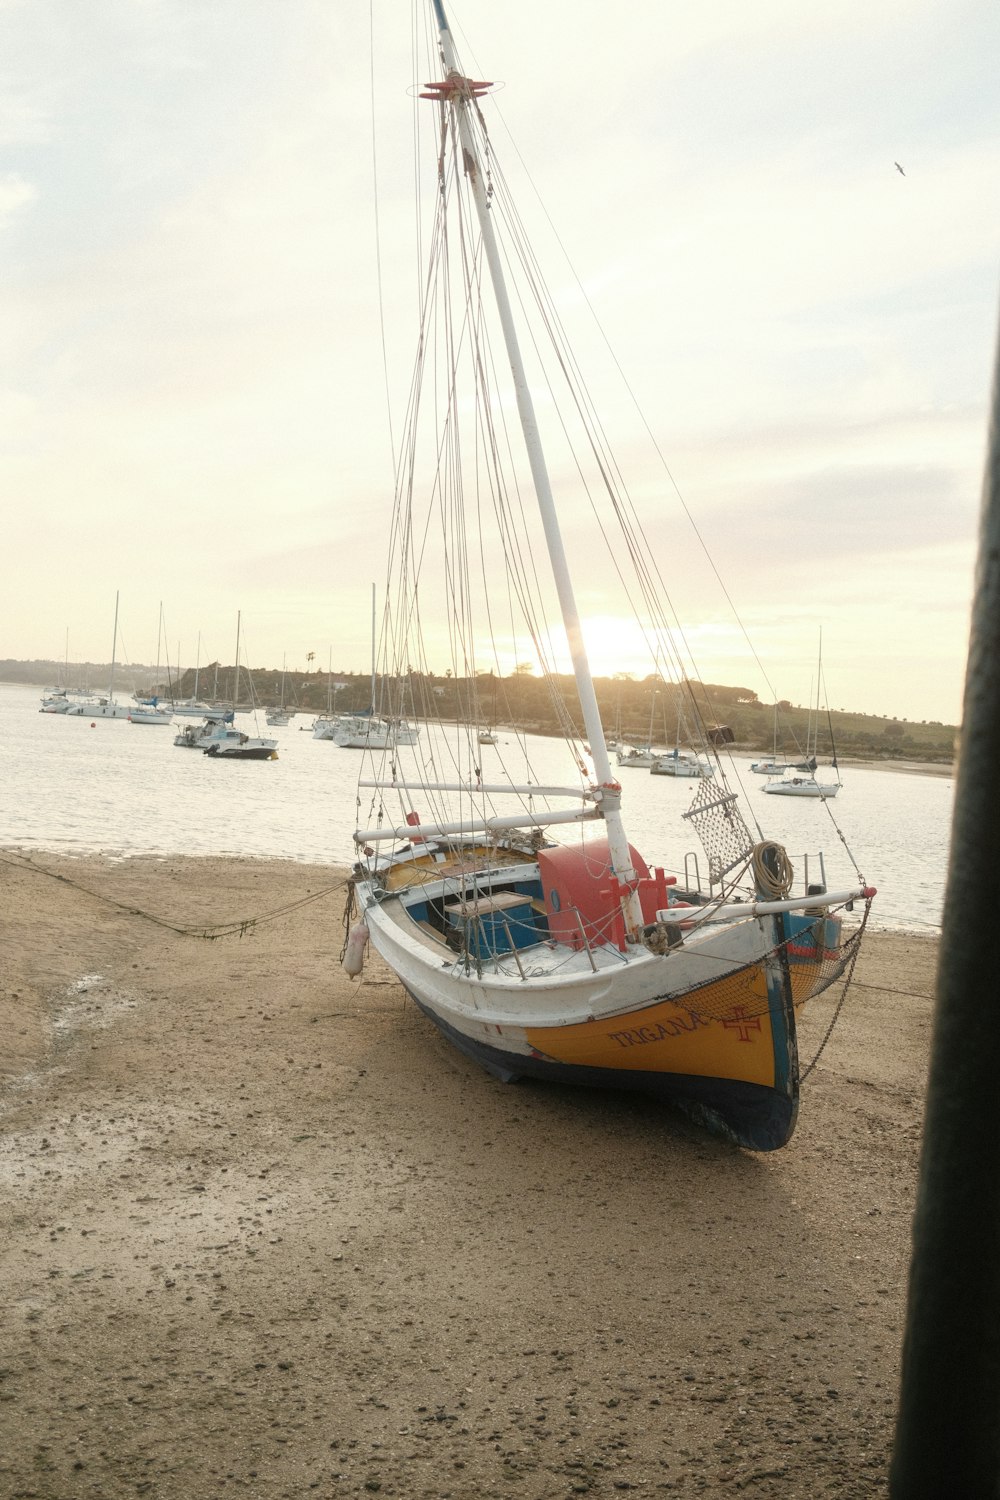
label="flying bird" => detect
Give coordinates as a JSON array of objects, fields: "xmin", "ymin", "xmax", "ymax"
[{"xmin": 895, "ymin": 161, "xmax": 905, "ymax": 175}]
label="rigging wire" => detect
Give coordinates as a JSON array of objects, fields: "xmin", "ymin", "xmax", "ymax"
[
  {"xmin": 365, "ymin": 9, "xmax": 869, "ymax": 896},
  {"xmin": 369, "ymin": 0, "xmax": 396, "ymax": 470}
]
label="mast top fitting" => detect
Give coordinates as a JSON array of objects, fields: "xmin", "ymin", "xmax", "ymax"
[{"xmin": 420, "ymin": 71, "xmax": 494, "ymax": 102}]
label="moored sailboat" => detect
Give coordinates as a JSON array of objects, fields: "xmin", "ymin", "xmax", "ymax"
[
  {"xmin": 64, "ymin": 592, "xmax": 131, "ymax": 718},
  {"xmin": 344, "ymin": 2, "xmax": 874, "ymax": 1151},
  {"xmin": 332, "ymin": 586, "xmax": 420, "ymax": 750},
  {"xmin": 266, "ymin": 655, "xmax": 293, "ymax": 726},
  {"xmin": 762, "ymin": 636, "xmax": 841, "ymax": 798}
]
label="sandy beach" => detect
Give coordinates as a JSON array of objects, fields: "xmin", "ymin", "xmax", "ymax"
[{"xmin": 0, "ymin": 852, "xmax": 937, "ymax": 1498}]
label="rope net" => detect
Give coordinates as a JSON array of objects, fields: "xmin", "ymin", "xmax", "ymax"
[
  {"xmin": 668, "ymin": 899, "xmax": 872, "ymax": 1024},
  {"xmin": 683, "ymin": 778, "xmax": 757, "ymax": 885}
]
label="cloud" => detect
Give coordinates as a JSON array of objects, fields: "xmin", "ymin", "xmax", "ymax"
[
  {"xmin": 0, "ymin": 0, "xmax": 995, "ymax": 728},
  {"xmin": 0, "ymin": 172, "xmax": 36, "ymax": 229}
]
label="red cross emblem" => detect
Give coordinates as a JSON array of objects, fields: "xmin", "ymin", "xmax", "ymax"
[{"xmin": 722, "ymin": 1007, "xmax": 762, "ymax": 1043}]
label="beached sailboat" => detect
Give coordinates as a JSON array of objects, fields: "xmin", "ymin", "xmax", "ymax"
[{"xmin": 344, "ymin": 2, "xmax": 874, "ymax": 1151}]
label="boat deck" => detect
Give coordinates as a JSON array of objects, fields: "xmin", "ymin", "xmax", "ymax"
[{"xmin": 373, "ymin": 885, "xmax": 637, "ymax": 981}]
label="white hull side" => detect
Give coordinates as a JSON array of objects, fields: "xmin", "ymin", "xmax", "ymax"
[
  {"xmin": 359, "ymin": 884, "xmax": 772, "ymax": 1056},
  {"xmin": 763, "ymin": 779, "xmax": 839, "ymax": 799},
  {"xmin": 65, "ymin": 701, "xmax": 131, "ymax": 718}
]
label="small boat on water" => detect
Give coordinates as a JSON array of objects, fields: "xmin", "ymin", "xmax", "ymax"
[
  {"xmin": 40, "ymin": 688, "xmax": 91, "ymax": 714},
  {"xmin": 128, "ymin": 701, "xmax": 174, "ymax": 726},
  {"xmin": 312, "ymin": 714, "xmax": 345, "ymax": 739},
  {"xmin": 616, "ymin": 744, "xmax": 656, "ymax": 769},
  {"xmin": 201, "ymin": 615, "xmax": 277, "ymax": 761},
  {"xmin": 171, "ymin": 634, "xmax": 217, "ymax": 717},
  {"xmin": 650, "ymin": 748, "xmax": 713, "ymax": 778},
  {"xmin": 650, "ymin": 703, "xmax": 714, "ymax": 777},
  {"xmin": 750, "ymin": 707, "xmax": 814, "ymax": 775},
  {"xmin": 171, "ymin": 698, "xmax": 217, "ymax": 718},
  {"xmin": 129, "ymin": 606, "xmax": 174, "ymax": 724},
  {"xmin": 266, "ymin": 656, "xmax": 293, "ymax": 726},
  {"xmin": 64, "ymin": 592, "xmax": 131, "ymax": 718},
  {"xmin": 203, "ymin": 724, "xmax": 278, "ymax": 760},
  {"xmin": 342, "ymin": 2, "xmax": 874, "ymax": 1152},
  {"xmin": 750, "ymin": 755, "xmax": 815, "ymax": 775},
  {"xmin": 332, "ymin": 589, "xmax": 420, "ymax": 750},
  {"xmin": 763, "ymin": 772, "xmax": 840, "ymax": 799},
  {"xmin": 762, "ymin": 638, "xmax": 840, "ymax": 798},
  {"xmin": 616, "ymin": 693, "xmax": 660, "ymax": 769},
  {"xmin": 174, "ymin": 712, "xmax": 232, "ymax": 749},
  {"xmin": 333, "ymin": 713, "xmax": 420, "ymax": 749}
]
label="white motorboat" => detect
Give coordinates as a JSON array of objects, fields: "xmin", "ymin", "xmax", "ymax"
[
  {"xmin": 174, "ymin": 712, "xmax": 232, "ymax": 749},
  {"xmin": 40, "ymin": 688, "xmax": 71, "ymax": 713},
  {"xmin": 203, "ymin": 724, "xmax": 278, "ymax": 760},
  {"xmin": 650, "ymin": 749, "xmax": 713, "ymax": 778},
  {"xmin": 200, "ymin": 615, "xmax": 278, "ymax": 761}
]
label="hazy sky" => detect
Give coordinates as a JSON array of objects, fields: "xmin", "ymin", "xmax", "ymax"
[{"xmin": 3, "ymin": 0, "xmax": 998, "ymax": 724}]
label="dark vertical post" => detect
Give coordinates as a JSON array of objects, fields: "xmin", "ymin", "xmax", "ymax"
[{"xmin": 890, "ymin": 318, "xmax": 1000, "ymax": 1494}]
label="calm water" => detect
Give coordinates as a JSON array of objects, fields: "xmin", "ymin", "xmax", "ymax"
[{"xmin": 2, "ymin": 682, "xmax": 952, "ymax": 934}]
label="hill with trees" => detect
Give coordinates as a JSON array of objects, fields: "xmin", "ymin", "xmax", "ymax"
[{"xmin": 3, "ymin": 658, "xmax": 957, "ymax": 764}]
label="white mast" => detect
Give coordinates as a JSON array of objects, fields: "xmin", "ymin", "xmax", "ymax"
[
  {"xmin": 369, "ymin": 582, "xmax": 376, "ymax": 713},
  {"xmin": 109, "ymin": 590, "xmax": 120, "ymax": 703},
  {"xmin": 154, "ymin": 601, "xmax": 162, "ymax": 699},
  {"xmin": 232, "ymin": 612, "xmax": 241, "ymax": 713},
  {"xmin": 427, "ymin": 0, "xmax": 642, "ymax": 928}
]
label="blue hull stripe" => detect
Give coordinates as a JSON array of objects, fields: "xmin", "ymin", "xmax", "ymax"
[{"xmin": 406, "ymin": 991, "xmax": 798, "ymax": 1152}]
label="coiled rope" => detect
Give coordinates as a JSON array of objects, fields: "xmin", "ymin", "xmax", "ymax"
[{"xmin": 750, "ymin": 840, "xmax": 793, "ymax": 899}]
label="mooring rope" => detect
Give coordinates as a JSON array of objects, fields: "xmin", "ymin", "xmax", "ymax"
[
  {"xmin": 0, "ymin": 851, "xmax": 349, "ymax": 941},
  {"xmin": 800, "ymin": 898, "xmax": 872, "ymax": 1080}
]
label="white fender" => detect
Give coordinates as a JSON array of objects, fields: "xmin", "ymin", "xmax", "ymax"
[{"xmin": 342, "ymin": 921, "xmax": 370, "ymax": 978}]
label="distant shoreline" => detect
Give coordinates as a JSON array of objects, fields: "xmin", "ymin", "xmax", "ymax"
[
  {"xmin": 5, "ymin": 680, "xmax": 957, "ymax": 774},
  {"xmin": 836, "ymin": 756, "xmax": 954, "ymax": 779}
]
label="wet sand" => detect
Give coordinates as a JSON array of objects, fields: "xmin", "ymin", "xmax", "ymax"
[{"xmin": 0, "ymin": 852, "xmax": 936, "ymax": 1498}]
